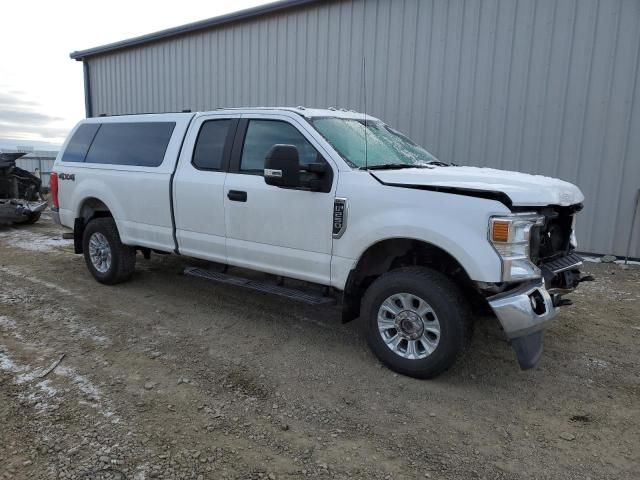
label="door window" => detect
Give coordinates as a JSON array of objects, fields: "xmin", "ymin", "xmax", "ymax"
[
  {"xmin": 240, "ymin": 120, "xmax": 319, "ymax": 174},
  {"xmin": 192, "ymin": 119, "xmax": 231, "ymax": 170}
]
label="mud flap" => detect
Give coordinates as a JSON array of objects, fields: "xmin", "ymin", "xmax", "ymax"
[
  {"xmin": 510, "ymin": 331, "xmax": 544, "ymax": 370},
  {"xmin": 73, "ymin": 218, "xmax": 85, "ymax": 254}
]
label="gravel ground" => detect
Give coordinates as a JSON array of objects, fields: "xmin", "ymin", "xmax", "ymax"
[{"xmin": 0, "ymin": 213, "xmax": 638, "ymax": 480}]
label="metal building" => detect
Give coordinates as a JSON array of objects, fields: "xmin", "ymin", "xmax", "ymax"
[{"xmin": 70, "ymin": 0, "xmax": 640, "ymax": 257}]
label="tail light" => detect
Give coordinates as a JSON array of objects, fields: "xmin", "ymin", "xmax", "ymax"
[{"xmin": 50, "ymin": 172, "xmax": 59, "ymax": 209}]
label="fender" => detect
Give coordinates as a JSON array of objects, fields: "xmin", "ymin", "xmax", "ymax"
[
  {"xmin": 72, "ymin": 178, "xmax": 128, "ymax": 236},
  {"xmin": 341, "ymin": 223, "xmax": 501, "ymax": 284},
  {"xmin": 72, "ymin": 193, "xmax": 119, "ymax": 254},
  {"xmin": 331, "ymin": 176, "xmax": 512, "ymax": 287}
]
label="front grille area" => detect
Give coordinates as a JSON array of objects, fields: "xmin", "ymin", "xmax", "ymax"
[{"xmin": 528, "ymin": 204, "xmax": 582, "ymax": 265}]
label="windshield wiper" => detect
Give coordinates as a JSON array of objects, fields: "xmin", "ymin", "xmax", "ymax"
[
  {"xmin": 360, "ymin": 163, "xmax": 430, "ymax": 170},
  {"xmin": 424, "ymin": 160, "xmax": 454, "ymax": 167}
]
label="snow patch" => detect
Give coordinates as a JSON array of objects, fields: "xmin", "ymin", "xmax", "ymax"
[
  {"xmin": 57, "ymin": 366, "xmax": 101, "ymax": 400},
  {"xmin": 19, "ymin": 380, "xmax": 59, "ymax": 413},
  {"xmin": 0, "ymin": 271, "xmax": 112, "ymax": 356},
  {"xmin": 16, "ymin": 370, "xmax": 40, "ymax": 383},
  {"xmin": 0, "ymin": 228, "xmax": 73, "ymax": 252},
  {"xmin": 0, "ymin": 265, "xmax": 76, "ymax": 296},
  {"xmin": 0, "ymin": 349, "xmax": 55, "ymax": 384},
  {"xmin": 0, "ymin": 315, "xmax": 24, "ymax": 341},
  {"xmin": 37, "ymin": 379, "xmax": 58, "ymax": 397},
  {"xmin": 0, "ymin": 349, "xmax": 57, "ymax": 411},
  {"xmin": 1, "ymin": 344, "xmax": 119, "ymax": 420},
  {"xmin": 0, "ymin": 349, "xmax": 19, "ymax": 371},
  {"xmin": 63, "ymin": 318, "xmax": 111, "ymax": 346},
  {"xmin": 56, "ymin": 366, "xmax": 120, "ymax": 419}
]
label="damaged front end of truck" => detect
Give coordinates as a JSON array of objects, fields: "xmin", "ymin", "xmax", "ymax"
[{"xmin": 0, "ymin": 153, "xmax": 47, "ymax": 225}]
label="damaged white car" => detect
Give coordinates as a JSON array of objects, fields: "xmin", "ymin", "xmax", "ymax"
[{"xmin": 0, "ymin": 152, "xmax": 47, "ymax": 225}]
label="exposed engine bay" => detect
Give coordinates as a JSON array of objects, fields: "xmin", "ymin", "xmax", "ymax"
[
  {"xmin": 528, "ymin": 204, "xmax": 582, "ymax": 264},
  {"xmin": 0, "ymin": 152, "xmax": 47, "ymax": 225},
  {"xmin": 527, "ymin": 204, "xmax": 587, "ymax": 294}
]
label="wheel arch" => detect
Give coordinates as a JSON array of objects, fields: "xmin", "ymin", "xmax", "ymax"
[
  {"xmin": 77, "ymin": 196, "xmax": 113, "ymax": 220},
  {"xmin": 341, "ymin": 237, "xmax": 483, "ymax": 323},
  {"xmin": 73, "ymin": 196, "xmax": 115, "ymax": 254}
]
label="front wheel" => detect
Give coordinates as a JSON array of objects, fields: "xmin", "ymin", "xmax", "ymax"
[
  {"xmin": 82, "ymin": 217, "xmax": 136, "ymax": 285},
  {"xmin": 362, "ymin": 267, "xmax": 472, "ymax": 379}
]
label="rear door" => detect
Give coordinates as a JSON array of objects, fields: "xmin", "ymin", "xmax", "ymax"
[
  {"xmin": 173, "ymin": 113, "xmax": 240, "ymax": 262},
  {"xmin": 223, "ymin": 113, "xmax": 337, "ymax": 285}
]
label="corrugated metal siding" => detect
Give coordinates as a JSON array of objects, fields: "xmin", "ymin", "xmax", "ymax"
[
  {"xmin": 16, "ymin": 158, "xmax": 55, "ymax": 188},
  {"xmin": 86, "ymin": 0, "xmax": 640, "ymax": 256},
  {"xmin": 0, "ymin": 152, "xmax": 56, "ymax": 188}
]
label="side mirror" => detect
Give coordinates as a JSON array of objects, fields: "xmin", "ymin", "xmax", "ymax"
[{"xmin": 264, "ymin": 144, "xmax": 300, "ymax": 188}]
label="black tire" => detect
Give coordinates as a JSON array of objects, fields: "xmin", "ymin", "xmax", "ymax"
[
  {"xmin": 14, "ymin": 211, "xmax": 41, "ymax": 225},
  {"xmin": 82, "ymin": 217, "xmax": 136, "ymax": 285},
  {"xmin": 362, "ymin": 267, "xmax": 472, "ymax": 379}
]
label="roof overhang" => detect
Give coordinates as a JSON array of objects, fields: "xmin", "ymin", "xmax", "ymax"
[{"xmin": 70, "ymin": 0, "xmax": 321, "ymax": 61}]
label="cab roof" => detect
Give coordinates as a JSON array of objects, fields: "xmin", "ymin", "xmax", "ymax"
[
  {"xmin": 89, "ymin": 107, "xmax": 381, "ymax": 123},
  {"xmin": 213, "ymin": 107, "xmax": 379, "ymax": 121}
]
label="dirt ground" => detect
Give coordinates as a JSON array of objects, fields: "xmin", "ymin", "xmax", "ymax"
[{"xmin": 0, "ymin": 213, "xmax": 638, "ymax": 480}]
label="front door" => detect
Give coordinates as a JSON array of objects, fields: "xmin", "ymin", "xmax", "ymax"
[{"xmin": 223, "ymin": 114, "xmax": 337, "ymax": 285}]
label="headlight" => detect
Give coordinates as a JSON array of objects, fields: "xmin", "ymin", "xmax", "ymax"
[{"xmin": 489, "ymin": 213, "xmax": 545, "ymax": 282}]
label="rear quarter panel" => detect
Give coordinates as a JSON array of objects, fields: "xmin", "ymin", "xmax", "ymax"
[{"xmin": 54, "ymin": 114, "xmax": 194, "ymax": 251}]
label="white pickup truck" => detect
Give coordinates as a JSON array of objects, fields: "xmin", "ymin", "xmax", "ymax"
[{"xmin": 52, "ymin": 107, "xmax": 588, "ymax": 378}]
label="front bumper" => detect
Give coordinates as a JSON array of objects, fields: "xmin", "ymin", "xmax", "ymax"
[
  {"xmin": 488, "ymin": 280, "xmax": 559, "ymax": 369},
  {"xmin": 487, "ymin": 252, "xmax": 584, "ymax": 369}
]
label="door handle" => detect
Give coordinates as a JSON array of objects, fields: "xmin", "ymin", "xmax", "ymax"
[{"xmin": 227, "ymin": 190, "xmax": 247, "ymax": 202}]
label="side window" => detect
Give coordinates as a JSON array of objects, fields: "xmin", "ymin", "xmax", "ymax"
[
  {"xmin": 240, "ymin": 120, "xmax": 318, "ymax": 174},
  {"xmin": 85, "ymin": 122, "xmax": 175, "ymax": 167},
  {"xmin": 61, "ymin": 124, "xmax": 100, "ymax": 162},
  {"xmin": 192, "ymin": 120, "xmax": 230, "ymax": 170}
]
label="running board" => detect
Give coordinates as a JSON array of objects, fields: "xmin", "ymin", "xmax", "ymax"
[{"xmin": 184, "ymin": 267, "xmax": 336, "ymax": 306}]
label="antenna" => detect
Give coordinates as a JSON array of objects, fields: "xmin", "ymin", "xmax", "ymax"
[{"xmin": 362, "ymin": 57, "xmax": 369, "ymax": 170}]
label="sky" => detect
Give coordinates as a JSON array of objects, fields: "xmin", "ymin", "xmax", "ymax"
[{"xmin": 0, "ymin": 0, "xmax": 272, "ymax": 150}]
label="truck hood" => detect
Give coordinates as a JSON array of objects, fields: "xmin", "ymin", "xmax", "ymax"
[{"xmin": 370, "ymin": 166, "xmax": 584, "ymax": 207}]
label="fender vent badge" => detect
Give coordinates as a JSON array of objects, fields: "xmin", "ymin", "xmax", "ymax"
[{"xmin": 333, "ymin": 198, "xmax": 348, "ymax": 239}]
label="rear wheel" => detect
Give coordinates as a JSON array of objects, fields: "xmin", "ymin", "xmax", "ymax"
[
  {"xmin": 82, "ymin": 217, "xmax": 136, "ymax": 285},
  {"xmin": 362, "ymin": 267, "xmax": 472, "ymax": 379}
]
